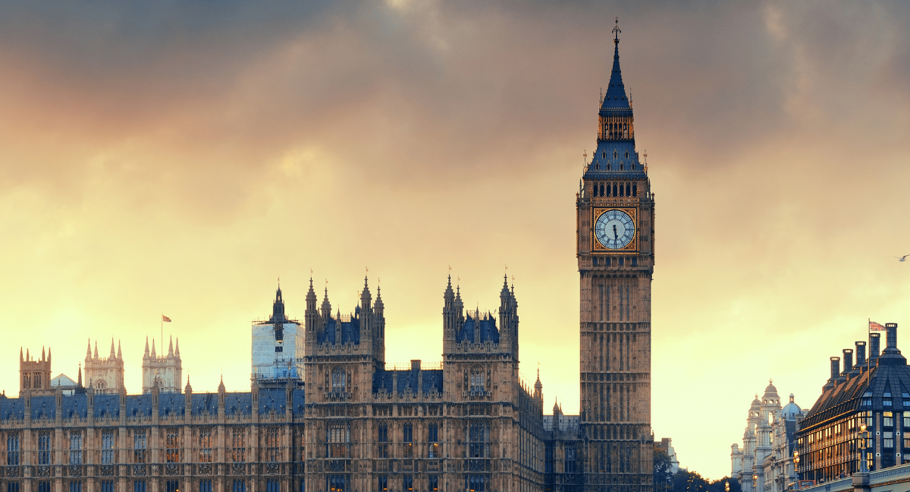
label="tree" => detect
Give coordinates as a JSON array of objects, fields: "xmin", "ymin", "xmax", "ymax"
[
  {"xmin": 654, "ymin": 447, "xmax": 674, "ymax": 492},
  {"xmin": 671, "ymin": 470, "xmax": 710, "ymax": 492}
]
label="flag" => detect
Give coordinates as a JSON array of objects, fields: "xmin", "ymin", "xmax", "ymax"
[
  {"xmin": 162, "ymin": 315, "xmax": 172, "ymax": 323},
  {"xmin": 870, "ymin": 320, "xmax": 886, "ymax": 331}
]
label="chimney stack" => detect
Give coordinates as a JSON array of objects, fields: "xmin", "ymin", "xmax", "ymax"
[
  {"xmin": 870, "ymin": 333, "xmax": 881, "ymax": 362},
  {"xmin": 886, "ymin": 323, "xmax": 899, "ymax": 351},
  {"xmin": 830, "ymin": 357, "xmax": 840, "ymax": 380},
  {"xmin": 842, "ymin": 349, "xmax": 853, "ymax": 375},
  {"xmin": 855, "ymin": 341, "xmax": 867, "ymax": 368}
]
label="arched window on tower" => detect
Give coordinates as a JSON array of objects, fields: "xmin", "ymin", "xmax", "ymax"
[
  {"xmin": 619, "ymin": 184, "xmax": 624, "ymax": 197},
  {"xmin": 626, "ymin": 183, "xmax": 631, "ymax": 196},
  {"xmin": 613, "ymin": 184, "xmax": 618, "ymax": 196},
  {"xmin": 332, "ymin": 367, "xmax": 346, "ymax": 393},
  {"xmin": 606, "ymin": 183, "xmax": 611, "ymax": 196},
  {"xmin": 633, "ymin": 184, "xmax": 637, "ymax": 197},
  {"xmin": 600, "ymin": 184, "xmax": 604, "ymax": 196}
]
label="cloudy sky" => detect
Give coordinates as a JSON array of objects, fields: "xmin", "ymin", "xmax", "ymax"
[{"xmin": 2, "ymin": 0, "xmax": 910, "ymax": 480}]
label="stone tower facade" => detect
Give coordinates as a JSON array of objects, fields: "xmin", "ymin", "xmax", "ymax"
[
  {"xmin": 141, "ymin": 335, "xmax": 182, "ymax": 393},
  {"xmin": 576, "ymin": 22, "xmax": 654, "ymax": 492},
  {"xmin": 19, "ymin": 347, "xmax": 52, "ymax": 396},
  {"xmin": 83, "ymin": 338, "xmax": 125, "ymax": 394}
]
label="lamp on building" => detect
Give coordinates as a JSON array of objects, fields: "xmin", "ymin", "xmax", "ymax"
[
  {"xmin": 725, "ymin": 482, "xmax": 730, "ymax": 492},
  {"xmin": 860, "ymin": 423, "xmax": 869, "ymax": 473},
  {"xmin": 753, "ymin": 474, "xmax": 758, "ymax": 489}
]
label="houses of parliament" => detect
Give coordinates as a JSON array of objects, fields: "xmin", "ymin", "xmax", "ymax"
[{"xmin": 0, "ymin": 24, "xmax": 655, "ymax": 492}]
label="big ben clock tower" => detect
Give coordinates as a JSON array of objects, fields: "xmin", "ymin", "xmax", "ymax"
[{"xmin": 577, "ymin": 20, "xmax": 654, "ymax": 492}]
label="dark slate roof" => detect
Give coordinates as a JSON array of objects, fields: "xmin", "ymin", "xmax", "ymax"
[
  {"xmin": 372, "ymin": 369, "xmax": 443, "ymax": 395},
  {"xmin": 126, "ymin": 394, "xmax": 153, "ymax": 419},
  {"xmin": 61, "ymin": 393, "xmax": 88, "ymax": 420},
  {"xmin": 456, "ymin": 314, "xmax": 499, "ymax": 344},
  {"xmin": 94, "ymin": 394, "xmax": 120, "ymax": 419},
  {"xmin": 31, "ymin": 396, "xmax": 56, "ymax": 420},
  {"xmin": 600, "ymin": 41, "xmax": 630, "ymax": 112},
  {"xmin": 800, "ymin": 348, "xmax": 910, "ymax": 432},
  {"xmin": 318, "ymin": 318, "xmax": 361, "ymax": 345},
  {"xmin": 0, "ymin": 390, "xmax": 306, "ymax": 422},
  {"xmin": 190, "ymin": 394, "xmax": 219, "ymax": 417},
  {"xmin": 585, "ymin": 140, "xmax": 645, "ymax": 180},
  {"xmin": 225, "ymin": 393, "xmax": 253, "ymax": 416}
]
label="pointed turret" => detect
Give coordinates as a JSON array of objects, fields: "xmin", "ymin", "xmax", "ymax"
[
  {"xmin": 361, "ymin": 276, "xmax": 372, "ymax": 308},
  {"xmin": 600, "ymin": 18, "xmax": 630, "ymax": 112},
  {"xmin": 375, "ymin": 285, "xmax": 384, "ymax": 312},
  {"xmin": 151, "ymin": 339, "xmax": 157, "ymax": 359},
  {"xmin": 185, "ymin": 375, "xmax": 192, "ymax": 395},
  {"xmin": 144, "ymin": 337, "xmax": 150, "ymax": 359},
  {"xmin": 93, "ymin": 341, "xmax": 98, "ymax": 359},
  {"xmin": 321, "ymin": 285, "xmax": 332, "ymax": 319},
  {"xmin": 168, "ymin": 335, "xmax": 174, "ymax": 357},
  {"xmin": 533, "ymin": 368, "xmax": 543, "ymax": 400},
  {"xmin": 42, "ymin": 346, "xmax": 46, "ymax": 361},
  {"xmin": 86, "ymin": 340, "xmax": 91, "ymax": 359},
  {"xmin": 77, "ymin": 363, "xmax": 82, "ymax": 388},
  {"xmin": 218, "ymin": 374, "xmax": 226, "ymax": 394},
  {"xmin": 117, "ymin": 340, "xmax": 122, "ymax": 360},
  {"xmin": 110, "ymin": 338, "xmax": 116, "ymax": 359},
  {"xmin": 175, "ymin": 338, "xmax": 180, "ymax": 356},
  {"xmin": 47, "ymin": 347, "xmax": 51, "ymax": 364},
  {"xmin": 271, "ymin": 281, "xmax": 286, "ymax": 322},
  {"xmin": 20, "ymin": 347, "xmax": 23, "ymax": 362}
]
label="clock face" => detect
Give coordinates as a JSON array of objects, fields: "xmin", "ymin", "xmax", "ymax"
[{"xmin": 595, "ymin": 209, "xmax": 635, "ymax": 249}]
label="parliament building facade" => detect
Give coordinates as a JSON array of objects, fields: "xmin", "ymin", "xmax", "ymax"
[{"xmin": 0, "ymin": 26, "xmax": 654, "ymax": 492}]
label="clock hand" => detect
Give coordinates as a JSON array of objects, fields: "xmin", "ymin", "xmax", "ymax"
[{"xmin": 613, "ymin": 224, "xmax": 618, "ymax": 240}]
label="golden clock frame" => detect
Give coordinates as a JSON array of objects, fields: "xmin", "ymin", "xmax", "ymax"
[{"xmin": 591, "ymin": 207, "xmax": 639, "ymax": 254}]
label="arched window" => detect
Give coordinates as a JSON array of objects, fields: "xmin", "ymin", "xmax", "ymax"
[
  {"xmin": 592, "ymin": 184, "xmax": 598, "ymax": 197},
  {"xmin": 625, "ymin": 151, "xmax": 630, "ymax": 159},
  {"xmin": 626, "ymin": 183, "xmax": 631, "ymax": 196},
  {"xmin": 613, "ymin": 151, "xmax": 618, "ymax": 159},
  {"xmin": 602, "ymin": 151, "xmax": 606, "ymax": 159},
  {"xmin": 606, "ymin": 163, "xmax": 611, "ymax": 171},
  {"xmin": 620, "ymin": 163, "xmax": 624, "ymax": 171},
  {"xmin": 599, "ymin": 184, "xmax": 604, "ymax": 196},
  {"xmin": 332, "ymin": 368, "xmax": 346, "ymax": 392},
  {"xmin": 613, "ymin": 184, "xmax": 617, "ymax": 196},
  {"xmin": 469, "ymin": 366, "xmax": 485, "ymax": 393},
  {"xmin": 633, "ymin": 184, "xmax": 637, "ymax": 197},
  {"xmin": 619, "ymin": 184, "xmax": 624, "ymax": 197},
  {"xmin": 606, "ymin": 183, "xmax": 611, "ymax": 196}
]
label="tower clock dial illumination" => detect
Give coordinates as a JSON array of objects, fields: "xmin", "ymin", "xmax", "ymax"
[{"xmin": 595, "ymin": 209, "xmax": 635, "ymax": 249}]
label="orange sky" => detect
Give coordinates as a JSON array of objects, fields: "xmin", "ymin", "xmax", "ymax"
[{"xmin": 2, "ymin": 0, "xmax": 910, "ymax": 480}]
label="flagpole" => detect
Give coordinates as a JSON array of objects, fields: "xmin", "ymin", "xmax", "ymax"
[{"xmin": 161, "ymin": 315, "xmax": 163, "ymax": 354}]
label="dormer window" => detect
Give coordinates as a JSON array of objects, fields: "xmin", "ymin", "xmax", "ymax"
[
  {"xmin": 620, "ymin": 163, "xmax": 624, "ymax": 171},
  {"xmin": 625, "ymin": 151, "xmax": 630, "ymax": 159},
  {"xmin": 602, "ymin": 151, "xmax": 606, "ymax": 159},
  {"xmin": 613, "ymin": 151, "xmax": 618, "ymax": 159}
]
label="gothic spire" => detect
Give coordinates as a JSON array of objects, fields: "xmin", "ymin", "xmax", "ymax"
[
  {"xmin": 272, "ymin": 281, "xmax": 286, "ymax": 322},
  {"xmin": 144, "ymin": 337, "xmax": 150, "ymax": 357},
  {"xmin": 93, "ymin": 340, "xmax": 98, "ymax": 359},
  {"xmin": 86, "ymin": 339, "xmax": 92, "ymax": 359},
  {"xmin": 110, "ymin": 338, "xmax": 116, "ymax": 358},
  {"xmin": 117, "ymin": 340, "xmax": 122, "ymax": 360},
  {"xmin": 601, "ymin": 17, "xmax": 629, "ymax": 112},
  {"xmin": 168, "ymin": 335, "xmax": 174, "ymax": 357}
]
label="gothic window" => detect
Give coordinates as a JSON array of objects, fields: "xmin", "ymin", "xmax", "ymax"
[
  {"xmin": 607, "ymin": 163, "xmax": 611, "ymax": 171},
  {"xmin": 7, "ymin": 433, "xmax": 19, "ymax": 465},
  {"xmin": 199, "ymin": 428, "xmax": 213, "ymax": 463},
  {"xmin": 403, "ymin": 476, "xmax": 414, "ymax": 492},
  {"xmin": 466, "ymin": 476, "xmax": 485, "ymax": 492},
  {"xmin": 429, "ymin": 475, "xmax": 439, "ymax": 492},
  {"xmin": 613, "ymin": 151, "xmax": 618, "ymax": 159},
  {"xmin": 377, "ymin": 424, "xmax": 389, "ymax": 458},
  {"xmin": 428, "ymin": 423, "xmax": 439, "ymax": 458},
  {"xmin": 606, "ymin": 183, "xmax": 611, "ymax": 196},
  {"xmin": 232, "ymin": 480, "xmax": 246, "ymax": 492},
  {"xmin": 633, "ymin": 184, "xmax": 638, "ymax": 196},
  {"xmin": 626, "ymin": 183, "xmax": 631, "ymax": 196},
  {"xmin": 327, "ymin": 424, "xmax": 350, "ymax": 459},
  {"xmin": 133, "ymin": 431, "xmax": 148, "ymax": 464},
  {"xmin": 565, "ymin": 444, "xmax": 577, "ymax": 473},
  {"xmin": 469, "ymin": 367, "xmax": 485, "ymax": 394},
  {"xmin": 602, "ymin": 151, "xmax": 606, "ymax": 159},
  {"xmin": 599, "ymin": 184, "xmax": 604, "ymax": 196},
  {"xmin": 199, "ymin": 481, "xmax": 212, "ymax": 492},
  {"xmin": 613, "ymin": 184, "xmax": 617, "ymax": 196},
  {"xmin": 625, "ymin": 151, "xmax": 630, "ymax": 159},
  {"xmin": 403, "ymin": 423, "xmax": 414, "ymax": 458},
  {"xmin": 467, "ymin": 422, "xmax": 489, "ymax": 458},
  {"xmin": 619, "ymin": 184, "xmax": 624, "ymax": 197},
  {"xmin": 620, "ymin": 163, "xmax": 624, "ymax": 171},
  {"xmin": 34, "ymin": 374, "xmax": 41, "ymax": 389},
  {"xmin": 166, "ymin": 429, "xmax": 180, "ymax": 463},
  {"xmin": 133, "ymin": 481, "xmax": 147, "ymax": 492},
  {"xmin": 232, "ymin": 428, "xmax": 246, "ymax": 463},
  {"xmin": 38, "ymin": 432, "xmax": 51, "ymax": 465},
  {"xmin": 23, "ymin": 374, "xmax": 30, "ymax": 389},
  {"xmin": 378, "ymin": 476, "xmax": 388, "ymax": 492},
  {"xmin": 69, "ymin": 431, "xmax": 83, "ymax": 465},
  {"xmin": 101, "ymin": 482, "xmax": 114, "ymax": 492},
  {"xmin": 102, "ymin": 431, "xmax": 115, "ymax": 464},
  {"xmin": 264, "ymin": 427, "xmax": 280, "ymax": 462},
  {"xmin": 38, "ymin": 483, "xmax": 50, "ymax": 492},
  {"xmin": 327, "ymin": 475, "xmax": 347, "ymax": 492},
  {"xmin": 331, "ymin": 368, "xmax": 346, "ymax": 393},
  {"xmin": 266, "ymin": 480, "xmax": 279, "ymax": 492},
  {"xmin": 165, "ymin": 482, "xmax": 179, "ymax": 492}
]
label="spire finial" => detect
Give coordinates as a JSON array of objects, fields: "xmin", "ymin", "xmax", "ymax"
[{"xmin": 613, "ymin": 17, "xmax": 621, "ymax": 44}]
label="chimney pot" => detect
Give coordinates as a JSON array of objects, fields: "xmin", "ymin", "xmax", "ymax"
[
  {"xmin": 871, "ymin": 333, "xmax": 881, "ymax": 361},
  {"xmin": 830, "ymin": 357, "xmax": 840, "ymax": 380},
  {"xmin": 842, "ymin": 349, "xmax": 853, "ymax": 374},
  {"xmin": 855, "ymin": 341, "xmax": 867, "ymax": 367}
]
